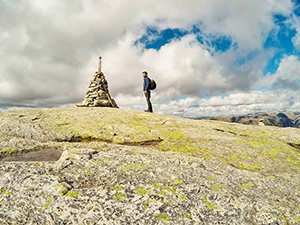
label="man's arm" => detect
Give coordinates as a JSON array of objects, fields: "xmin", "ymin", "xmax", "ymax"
[{"xmin": 144, "ymin": 77, "xmax": 150, "ymax": 93}]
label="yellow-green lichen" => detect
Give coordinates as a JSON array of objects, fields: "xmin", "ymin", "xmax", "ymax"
[
  {"xmin": 183, "ymin": 212, "xmax": 192, "ymax": 220},
  {"xmin": 142, "ymin": 201, "xmax": 148, "ymax": 210},
  {"xmin": 54, "ymin": 182, "xmax": 70, "ymax": 196},
  {"xmin": 238, "ymin": 163, "xmax": 261, "ymax": 171},
  {"xmin": 179, "ymin": 193, "xmax": 187, "ymax": 201},
  {"xmin": 43, "ymin": 197, "xmax": 53, "ymax": 209},
  {"xmin": 239, "ymin": 182, "xmax": 254, "ymax": 190},
  {"xmin": 33, "ymin": 163, "xmax": 42, "ymax": 168},
  {"xmin": 114, "ymin": 192, "xmax": 127, "ymax": 202},
  {"xmin": 173, "ymin": 179, "xmax": 183, "ymax": 186},
  {"xmin": 157, "ymin": 130, "xmax": 199, "ymax": 155},
  {"xmin": 153, "ymin": 183, "xmax": 162, "ymax": 189},
  {"xmin": 209, "ymin": 184, "xmax": 227, "ymax": 191},
  {"xmin": 68, "ymin": 150, "xmax": 83, "ymax": 155},
  {"xmin": 64, "ymin": 191, "xmax": 81, "ymax": 198},
  {"xmin": 136, "ymin": 186, "xmax": 148, "ymax": 196},
  {"xmin": 110, "ymin": 185, "xmax": 123, "ymax": 191},
  {"xmin": 200, "ymin": 195, "xmax": 218, "ymax": 210},
  {"xmin": 2, "ymin": 189, "xmax": 10, "ymax": 195},
  {"xmin": 206, "ymin": 200, "xmax": 217, "ymax": 210},
  {"xmin": 292, "ymin": 216, "xmax": 300, "ymax": 222},
  {"xmin": 206, "ymin": 176, "xmax": 216, "ymax": 181},
  {"xmin": 1, "ymin": 147, "xmax": 15, "ymax": 154},
  {"xmin": 155, "ymin": 213, "xmax": 170, "ymax": 221},
  {"xmin": 82, "ymin": 134, "xmax": 91, "ymax": 139},
  {"xmin": 101, "ymin": 158, "xmax": 110, "ymax": 164},
  {"xmin": 119, "ymin": 162, "xmax": 147, "ymax": 172}
]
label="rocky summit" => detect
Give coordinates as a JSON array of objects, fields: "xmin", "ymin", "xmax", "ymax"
[{"xmin": 0, "ymin": 107, "xmax": 300, "ymax": 224}]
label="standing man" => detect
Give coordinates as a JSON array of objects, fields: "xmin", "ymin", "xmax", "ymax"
[{"xmin": 142, "ymin": 71, "xmax": 153, "ymax": 113}]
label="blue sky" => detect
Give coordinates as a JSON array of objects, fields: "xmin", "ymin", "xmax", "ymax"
[{"xmin": 263, "ymin": 14, "xmax": 299, "ymax": 74}]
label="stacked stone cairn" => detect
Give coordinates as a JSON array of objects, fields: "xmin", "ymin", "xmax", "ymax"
[{"xmin": 76, "ymin": 57, "xmax": 118, "ymax": 108}]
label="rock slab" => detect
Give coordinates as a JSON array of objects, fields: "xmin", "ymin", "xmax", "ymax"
[{"xmin": 0, "ymin": 107, "xmax": 300, "ymax": 224}]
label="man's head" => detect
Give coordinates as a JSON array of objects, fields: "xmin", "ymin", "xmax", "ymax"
[{"xmin": 142, "ymin": 71, "xmax": 148, "ymax": 78}]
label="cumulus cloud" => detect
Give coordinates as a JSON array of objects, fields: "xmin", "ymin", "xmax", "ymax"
[
  {"xmin": 259, "ymin": 55, "xmax": 300, "ymax": 90},
  {"xmin": 0, "ymin": 0, "xmax": 299, "ymax": 116},
  {"xmin": 157, "ymin": 90, "xmax": 300, "ymax": 117},
  {"xmin": 290, "ymin": 6, "xmax": 300, "ymax": 50}
]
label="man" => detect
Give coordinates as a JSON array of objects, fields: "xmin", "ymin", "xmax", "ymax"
[{"xmin": 142, "ymin": 71, "xmax": 153, "ymax": 112}]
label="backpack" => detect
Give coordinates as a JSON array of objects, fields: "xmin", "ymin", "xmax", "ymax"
[{"xmin": 149, "ymin": 78, "xmax": 157, "ymax": 90}]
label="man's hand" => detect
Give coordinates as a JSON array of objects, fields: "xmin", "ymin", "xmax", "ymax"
[{"xmin": 144, "ymin": 90, "xmax": 147, "ymax": 94}]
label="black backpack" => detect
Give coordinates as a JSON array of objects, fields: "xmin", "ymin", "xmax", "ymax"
[{"xmin": 149, "ymin": 78, "xmax": 157, "ymax": 90}]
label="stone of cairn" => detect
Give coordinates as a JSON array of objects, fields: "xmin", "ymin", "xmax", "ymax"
[{"xmin": 76, "ymin": 57, "xmax": 118, "ymax": 108}]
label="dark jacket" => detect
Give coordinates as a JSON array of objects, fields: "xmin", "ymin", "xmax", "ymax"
[{"xmin": 143, "ymin": 76, "xmax": 150, "ymax": 91}]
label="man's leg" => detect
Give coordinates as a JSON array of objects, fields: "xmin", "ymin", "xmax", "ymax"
[{"xmin": 145, "ymin": 91, "xmax": 153, "ymax": 112}]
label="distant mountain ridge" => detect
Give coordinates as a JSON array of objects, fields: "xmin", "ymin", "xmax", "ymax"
[{"xmin": 211, "ymin": 111, "xmax": 300, "ymax": 128}]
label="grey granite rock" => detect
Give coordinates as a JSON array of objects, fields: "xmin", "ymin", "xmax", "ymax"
[{"xmin": 0, "ymin": 107, "xmax": 300, "ymax": 224}]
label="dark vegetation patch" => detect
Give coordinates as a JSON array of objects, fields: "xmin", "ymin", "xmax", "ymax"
[
  {"xmin": 0, "ymin": 135, "xmax": 164, "ymax": 162},
  {"xmin": 1, "ymin": 147, "xmax": 63, "ymax": 162},
  {"xmin": 287, "ymin": 143, "xmax": 300, "ymax": 151},
  {"xmin": 214, "ymin": 128, "xmax": 248, "ymax": 137},
  {"xmin": 62, "ymin": 136, "xmax": 164, "ymax": 146}
]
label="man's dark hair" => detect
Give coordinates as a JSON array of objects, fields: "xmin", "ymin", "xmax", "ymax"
[{"xmin": 143, "ymin": 71, "xmax": 148, "ymax": 75}]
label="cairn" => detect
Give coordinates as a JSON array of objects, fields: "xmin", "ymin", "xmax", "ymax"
[{"xmin": 76, "ymin": 57, "xmax": 118, "ymax": 108}]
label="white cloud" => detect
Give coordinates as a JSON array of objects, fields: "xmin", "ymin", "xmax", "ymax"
[
  {"xmin": 155, "ymin": 90, "xmax": 300, "ymax": 117},
  {"xmin": 259, "ymin": 55, "xmax": 300, "ymax": 90},
  {"xmin": 290, "ymin": 4, "xmax": 300, "ymax": 50},
  {"xmin": 0, "ymin": 0, "xmax": 298, "ymax": 116}
]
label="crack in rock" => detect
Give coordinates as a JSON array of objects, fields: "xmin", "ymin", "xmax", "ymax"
[
  {"xmin": 287, "ymin": 142, "xmax": 300, "ymax": 151},
  {"xmin": 60, "ymin": 136, "xmax": 164, "ymax": 146},
  {"xmin": 214, "ymin": 128, "xmax": 248, "ymax": 137}
]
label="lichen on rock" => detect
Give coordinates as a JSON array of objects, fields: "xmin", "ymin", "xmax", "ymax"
[{"xmin": 0, "ymin": 107, "xmax": 299, "ymax": 224}]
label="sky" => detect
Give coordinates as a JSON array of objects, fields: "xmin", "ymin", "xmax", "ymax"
[{"xmin": 0, "ymin": 0, "xmax": 300, "ymax": 117}]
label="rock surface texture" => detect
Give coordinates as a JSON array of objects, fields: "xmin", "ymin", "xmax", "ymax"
[{"xmin": 0, "ymin": 107, "xmax": 300, "ymax": 224}]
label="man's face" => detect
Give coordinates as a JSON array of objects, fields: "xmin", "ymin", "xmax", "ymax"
[{"xmin": 142, "ymin": 73, "xmax": 147, "ymax": 78}]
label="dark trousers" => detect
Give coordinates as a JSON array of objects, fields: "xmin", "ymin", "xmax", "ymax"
[{"xmin": 145, "ymin": 91, "xmax": 153, "ymax": 112}]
